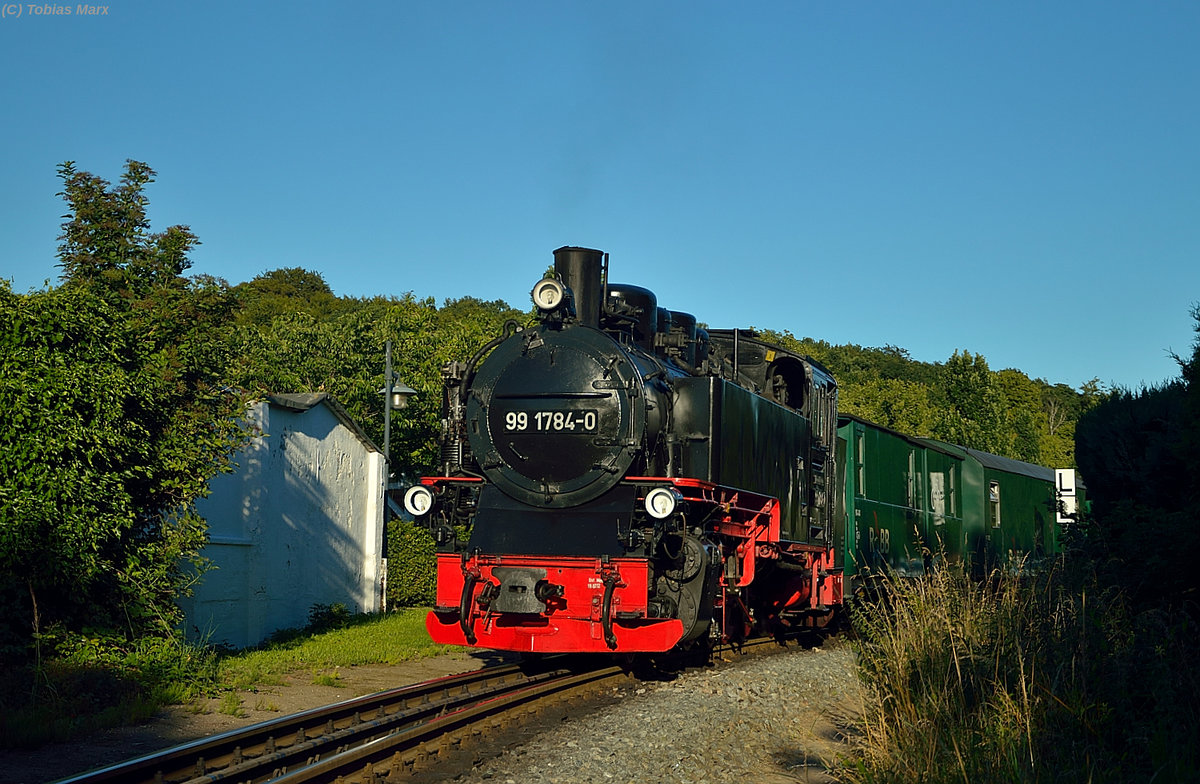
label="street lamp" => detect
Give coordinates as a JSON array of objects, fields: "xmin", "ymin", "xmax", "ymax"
[
  {"xmin": 379, "ymin": 342, "xmax": 417, "ymax": 608},
  {"xmin": 383, "ymin": 380, "xmax": 417, "ymax": 411},
  {"xmin": 380, "ymin": 340, "xmax": 417, "ymax": 468}
]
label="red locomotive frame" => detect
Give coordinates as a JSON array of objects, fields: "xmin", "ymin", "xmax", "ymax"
[{"xmin": 422, "ymin": 476, "xmax": 842, "ymax": 654}]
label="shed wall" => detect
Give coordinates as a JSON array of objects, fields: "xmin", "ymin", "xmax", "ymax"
[{"xmin": 181, "ymin": 400, "xmax": 385, "ymax": 649}]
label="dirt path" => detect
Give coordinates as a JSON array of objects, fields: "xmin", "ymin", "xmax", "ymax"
[{"xmin": 0, "ymin": 650, "xmax": 506, "ymax": 784}]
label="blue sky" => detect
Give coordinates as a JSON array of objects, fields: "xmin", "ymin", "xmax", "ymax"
[{"xmin": 2, "ymin": 1, "xmax": 1196, "ymax": 391}]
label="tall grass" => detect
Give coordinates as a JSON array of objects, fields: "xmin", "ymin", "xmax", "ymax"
[
  {"xmin": 0, "ymin": 633, "xmax": 219, "ymax": 747},
  {"xmin": 845, "ymin": 562, "xmax": 1199, "ymax": 784}
]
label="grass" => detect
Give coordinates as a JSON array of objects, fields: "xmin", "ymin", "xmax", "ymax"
[
  {"xmin": 253, "ymin": 696, "xmax": 280, "ymax": 712},
  {"xmin": 0, "ymin": 607, "xmax": 459, "ymax": 749},
  {"xmin": 217, "ymin": 691, "xmax": 245, "ymax": 717},
  {"xmin": 0, "ymin": 633, "xmax": 216, "ymax": 747},
  {"xmin": 310, "ymin": 671, "xmax": 343, "ymax": 687},
  {"xmin": 216, "ymin": 606, "xmax": 456, "ymax": 687},
  {"xmin": 842, "ymin": 561, "xmax": 1200, "ymax": 784}
]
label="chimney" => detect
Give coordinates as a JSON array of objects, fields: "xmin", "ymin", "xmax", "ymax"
[{"xmin": 552, "ymin": 246, "xmax": 605, "ymax": 328}]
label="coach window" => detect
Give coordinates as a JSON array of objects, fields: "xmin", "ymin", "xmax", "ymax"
[
  {"xmin": 949, "ymin": 465, "xmax": 957, "ymax": 516},
  {"xmin": 989, "ymin": 481, "xmax": 1001, "ymax": 527},
  {"xmin": 906, "ymin": 450, "xmax": 916, "ymax": 507},
  {"xmin": 855, "ymin": 429, "xmax": 865, "ymax": 496}
]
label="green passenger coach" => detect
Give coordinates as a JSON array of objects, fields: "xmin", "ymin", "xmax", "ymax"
[
  {"xmin": 838, "ymin": 414, "xmax": 1072, "ymax": 585},
  {"xmin": 924, "ymin": 441, "xmax": 1062, "ymax": 571}
]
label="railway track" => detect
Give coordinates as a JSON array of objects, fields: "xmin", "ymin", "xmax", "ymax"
[
  {"xmin": 51, "ymin": 656, "xmax": 622, "ymax": 784},
  {"xmin": 53, "ymin": 639, "xmax": 782, "ymax": 784}
]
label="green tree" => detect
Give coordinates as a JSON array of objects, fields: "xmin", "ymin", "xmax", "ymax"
[
  {"xmin": 752, "ymin": 329, "xmax": 1095, "ymax": 464},
  {"xmin": 56, "ymin": 160, "xmax": 197, "ymax": 295},
  {"xmin": 1039, "ymin": 382, "xmax": 1077, "ymax": 467},
  {"xmin": 0, "ymin": 161, "xmax": 249, "ymax": 656},
  {"xmin": 232, "ymin": 267, "xmax": 343, "ymax": 326},
  {"xmin": 1074, "ymin": 306, "xmax": 1200, "ymax": 611},
  {"xmin": 995, "ymin": 369, "xmax": 1044, "ymax": 463},
  {"xmin": 933, "ymin": 350, "xmax": 1006, "ymax": 453},
  {"xmin": 840, "ymin": 377, "xmax": 938, "ymax": 436},
  {"xmin": 226, "ymin": 292, "xmax": 530, "ymax": 481}
]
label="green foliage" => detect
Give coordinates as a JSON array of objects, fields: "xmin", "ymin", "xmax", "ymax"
[
  {"xmin": 762, "ymin": 332, "xmax": 941, "ymax": 389},
  {"xmin": 0, "ymin": 161, "xmax": 251, "ymax": 660},
  {"xmin": 386, "ymin": 518, "xmax": 437, "ymax": 607},
  {"xmin": 306, "ymin": 602, "xmax": 352, "ymax": 632},
  {"xmin": 227, "ymin": 291, "xmax": 529, "ymax": 480},
  {"xmin": 56, "ymin": 160, "xmax": 197, "ymax": 296},
  {"xmin": 231, "ymin": 267, "xmax": 344, "ymax": 326},
  {"xmin": 847, "ymin": 564, "xmax": 1200, "ymax": 784},
  {"xmin": 840, "ymin": 377, "xmax": 939, "ymax": 436},
  {"xmin": 1075, "ymin": 306, "xmax": 1200, "ymax": 610},
  {"xmin": 761, "ymin": 329, "xmax": 1086, "ymax": 466},
  {"xmin": 0, "ymin": 631, "xmax": 218, "ymax": 748},
  {"xmin": 934, "ymin": 350, "xmax": 1006, "ymax": 452},
  {"xmin": 996, "ymin": 369, "xmax": 1043, "ymax": 462}
]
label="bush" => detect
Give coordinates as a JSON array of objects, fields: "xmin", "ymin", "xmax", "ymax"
[
  {"xmin": 0, "ymin": 630, "xmax": 217, "ymax": 749},
  {"xmin": 306, "ymin": 602, "xmax": 352, "ymax": 632},
  {"xmin": 386, "ymin": 518, "xmax": 436, "ymax": 608}
]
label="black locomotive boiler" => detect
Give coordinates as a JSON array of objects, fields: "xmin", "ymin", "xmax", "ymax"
[{"xmin": 404, "ymin": 246, "xmax": 843, "ymax": 654}]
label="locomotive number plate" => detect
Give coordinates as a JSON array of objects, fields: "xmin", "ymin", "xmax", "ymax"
[{"xmin": 503, "ymin": 409, "xmax": 598, "ymax": 433}]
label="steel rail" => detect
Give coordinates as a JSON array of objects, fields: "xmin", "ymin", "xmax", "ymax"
[
  {"xmin": 52, "ymin": 660, "xmax": 566, "ymax": 784},
  {"xmin": 268, "ymin": 664, "xmax": 630, "ymax": 784},
  {"xmin": 271, "ymin": 638, "xmax": 789, "ymax": 783},
  {"xmin": 54, "ymin": 638, "xmax": 791, "ymax": 784}
]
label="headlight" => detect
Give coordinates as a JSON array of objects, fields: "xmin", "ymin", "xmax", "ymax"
[
  {"xmin": 531, "ymin": 278, "xmax": 566, "ymax": 311},
  {"xmin": 644, "ymin": 487, "xmax": 682, "ymax": 520},
  {"xmin": 404, "ymin": 485, "xmax": 435, "ymax": 517}
]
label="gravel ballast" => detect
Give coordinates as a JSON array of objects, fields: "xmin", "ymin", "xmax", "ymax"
[{"xmin": 449, "ymin": 642, "xmax": 862, "ymax": 784}]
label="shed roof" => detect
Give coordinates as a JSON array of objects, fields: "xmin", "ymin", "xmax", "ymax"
[{"xmin": 265, "ymin": 393, "xmax": 382, "ymax": 454}]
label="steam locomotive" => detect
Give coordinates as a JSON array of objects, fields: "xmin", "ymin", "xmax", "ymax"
[{"xmin": 403, "ymin": 246, "xmax": 1073, "ymax": 655}]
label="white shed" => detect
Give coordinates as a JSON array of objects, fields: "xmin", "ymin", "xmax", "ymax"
[{"xmin": 181, "ymin": 393, "xmax": 386, "ymax": 649}]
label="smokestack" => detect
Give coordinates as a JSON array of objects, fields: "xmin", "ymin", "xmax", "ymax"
[{"xmin": 552, "ymin": 246, "xmax": 605, "ymax": 329}]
